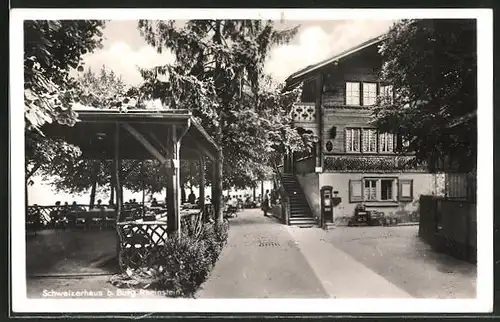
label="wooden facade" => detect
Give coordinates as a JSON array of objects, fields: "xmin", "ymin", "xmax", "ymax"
[{"xmin": 286, "ymin": 37, "xmax": 418, "ymax": 172}]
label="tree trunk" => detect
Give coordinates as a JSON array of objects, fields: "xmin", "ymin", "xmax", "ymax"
[
  {"xmin": 212, "ymin": 20, "xmax": 224, "ymax": 223},
  {"xmin": 109, "ymin": 162, "xmax": 116, "ymax": 205},
  {"xmin": 253, "ymin": 185, "xmax": 256, "ymax": 200},
  {"xmin": 89, "ymin": 161, "xmax": 100, "ymax": 207},
  {"xmin": 25, "ymin": 177, "xmax": 29, "ymax": 210},
  {"xmin": 142, "ymin": 187, "xmax": 146, "ymax": 216},
  {"xmin": 89, "ymin": 180, "xmax": 97, "ymax": 207}
]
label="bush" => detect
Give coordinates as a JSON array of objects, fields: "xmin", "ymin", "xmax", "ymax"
[
  {"xmin": 201, "ymin": 221, "xmax": 229, "ymax": 265},
  {"xmin": 110, "ymin": 220, "xmax": 230, "ymax": 297}
]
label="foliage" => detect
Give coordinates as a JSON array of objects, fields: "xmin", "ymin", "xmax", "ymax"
[
  {"xmin": 24, "ymin": 20, "xmax": 106, "ymax": 195},
  {"xmin": 373, "ymin": 19, "xmax": 477, "ymax": 172},
  {"xmin": 24, "ymin": 20, "xmax": 106, "ymax": 131},
  {"xmin": 25, "ymin": 131, "xmax": 82, "ymax": 182},
  {"xmin": 38, "ymin": 66, "xmax": 146, "ymax": 196},
  {"xmin": 110, "ymin": 221, "xmax": 230, "ymax": 297},
  {"xmin": 136, "ymin": 20, "xmax": 316, "ymax": 189},
  {"xmin": 200, "ymin": 221, "xmax": 230, "ymax": 265}
]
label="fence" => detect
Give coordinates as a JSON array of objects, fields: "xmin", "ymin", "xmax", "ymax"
[
  {"xmin": 445, "ymin": 172, "xmax": 476, "ymax": 202},
  {"xmin": 419, "ymin": 195, "xmax": 476, "ymax": 263}
]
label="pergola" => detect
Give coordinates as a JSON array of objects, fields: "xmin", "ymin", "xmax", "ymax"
[{"xmin": 41, "ymin": 108, "xmax": 222, "ymax": 235}]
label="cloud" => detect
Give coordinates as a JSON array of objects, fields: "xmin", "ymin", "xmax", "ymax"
[
  {"xmin": 264, "ymin": 20, "xmax": 395, "ymax": 83},
  {"xmin": 80, "ymin": 41, "xmax": 176, "ymax": 86}
]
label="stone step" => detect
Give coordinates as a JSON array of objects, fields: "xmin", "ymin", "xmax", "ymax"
[{"xmin": 289, "ymin": 218, "xmax": 317, "ymax": 227}]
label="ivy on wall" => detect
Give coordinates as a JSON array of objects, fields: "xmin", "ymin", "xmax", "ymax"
[{"xmin": 323, "ymin": 155, "xmax": 427, "ymax": 172}]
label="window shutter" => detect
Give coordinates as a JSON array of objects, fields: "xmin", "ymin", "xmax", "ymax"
[
  {"xmin": 398, "ymin": 179, "xmax": 413, "ymax": 202},
  {"xmin": 349, "ymin": 179, "xmax": 363, "ymax": 202}
]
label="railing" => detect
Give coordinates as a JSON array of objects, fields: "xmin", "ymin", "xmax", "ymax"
[
  {"xmin": 116, "ymin": 209, "xmax": 203, "ymax": 270},
  {"xmin": 26, "ymin": 204, "xmax": 154, "ymax": 231},
  {"xmin": 292, "ymin": 103, "xmax": 316, "ymax": 123},
  {"xmin": 323, "ymin": 155, "xmax": 427, "ymax": 172},
  {"xmin": 273, "ymin": 164, "xmax": 291, "ymax": 225}
]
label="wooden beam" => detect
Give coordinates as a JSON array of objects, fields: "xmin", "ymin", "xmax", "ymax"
[
  {"xmin": 114, "ymin": 123, "xmax": 122, "ymax": 223},
  {"xmin": 165, "ymin": 125, "xmax": 181, "ymax": 236},
  {"xmin": 121, "ymin": 123, "xmax": 167, "ymax": 164},
  {"xmin": 149, "ymin": 131, "xmax": 166, "ymax": 152},
  {"xmin": 315, "ymin": 73, "xmax": 324, "ymax": 170},
  {"xmin": 199, "ymin": 155, "xmax": 206, "ymax": 222}
]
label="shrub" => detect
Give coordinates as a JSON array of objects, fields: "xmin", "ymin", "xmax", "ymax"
[
  {"xmin": 110, "ymin": 220, "xmax": 230, "ymax": 297},
  {"xmin": 200, "ymin": 220, "xmax": 229, "ymax": 265}
]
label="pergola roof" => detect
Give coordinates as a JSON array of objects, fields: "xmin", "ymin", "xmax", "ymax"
[{"xmin": 41, "ymin": 108, "xmax": 220, "ymax": 161}]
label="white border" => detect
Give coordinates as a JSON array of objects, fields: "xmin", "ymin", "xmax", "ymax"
[{"xmin": 10, "ymin": 8, "xmax": 493, "ymax": 314}]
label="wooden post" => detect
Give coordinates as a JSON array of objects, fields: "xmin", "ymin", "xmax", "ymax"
[
  {"xmin": 114, "ymin": 123, "xmax": 122, "ymax": 223},
  {"xmin": 212, "ymin": 153, "xmax": 223, "ymax": 223},
  {"xmin": 166, "ymin": 126, "xmax": 181, "ymax": 236},
  {"xmin": 315, "ymin": 73, "xmax": 324, "ymax": 170},
  {"xmin": 199, "ymin": 155, "xmax": 206, "ymax": 222}
]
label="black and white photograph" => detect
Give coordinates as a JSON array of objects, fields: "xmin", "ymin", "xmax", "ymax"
[{"xmin": 10, "ymin": 8, "xmax": 492, "ymax": 314}]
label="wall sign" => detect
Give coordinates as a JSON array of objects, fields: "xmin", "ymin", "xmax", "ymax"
[{"xmin": 325, "ymin": 140, "xmax": 333, "ymax": 152}]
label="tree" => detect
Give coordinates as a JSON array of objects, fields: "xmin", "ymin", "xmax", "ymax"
[
  {"xmin": 24, "ymin": 20, "xmax": 106, "ymax": 206},
  {"xmin": 24, "ymin": 20, "xmax": 106, "ymax": 132},
  {"xmin": 136, "ymin": 20, "xmax": 315, "ymax": 200},
  {"xmin": 38, "ymin": 66, "xmax": 142, "ymax": 206},
  {"xmin": 373, "ymin": 19, "xmax": 477, "ymax": 172}
]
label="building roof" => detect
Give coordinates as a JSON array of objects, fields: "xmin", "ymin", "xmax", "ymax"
[
  {"xmin": 41, "ymin": 108, "xmax": 220, "ymax": 161},
  {"xmin": 284, "ymin": 34, "xmax": 387, "ymax": 89},
  {"xmin": 447, "ymin": 111, "xmax": 477, "ymax": 129}
]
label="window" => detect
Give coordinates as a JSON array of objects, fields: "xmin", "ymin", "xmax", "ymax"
[
  {"xmin": 345, "ymin": 128, "xmax": 361, "ymax": 152},
  {"xmin": 364, "ymin": 180, "xmax": 377, "ymax": 201},
  {"xmin": 346, "ymin": 82, "xmax": 360, "ymax": 106},
  {"xmin": 362, "ymin": 129, "xmax": 377, "ymax": 153},
  {"xmin": 379, "ymin": 133, "xmax": 394, "ymax": 153},
  {"xmin": 379, "ymin": 85, "xmax": 394, "ymax": 103},
  {"xmin": 363, "ymin": 82, "xmax": 377, "ymax": 106},
  {"xmin": 381, "ymin": 179, "xmax": 395, "ymax": 201},
  {"xmin": 395, "ymin": 135, "xmax": 411, "ymax": 152},
  {"xmin": 349, "ymin": 178, "xmax": 413, "ymax": 203}
]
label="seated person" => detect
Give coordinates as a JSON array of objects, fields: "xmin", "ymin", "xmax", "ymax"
[
  {"xmin": 151, "ymin": 198, "xmax": 158, "ymax": 207},
  {"xmin": 187, "ymin": 191, "xmax": 196, "ymax": 204}
]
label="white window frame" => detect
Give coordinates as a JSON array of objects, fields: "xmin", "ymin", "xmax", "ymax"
[
  {"xmin": 380, "ymin": 179, "xmax": 396, "ymax": 201},
  {"xmin": 364, "ymin": 179, "xmax": 378, "ymax": 201},
  {"xmin": 363, "ymin": 82, "xmax": 378, "ymax": 106},
  {"xmin": 345, "ymin": 128, "xmax": 361, "ymax": 152},
  {"xmin": 362, "ymin": 129, "xmax": 377, "ymax": 153},
  {"xmin": 349, "ymin": 178, "xmax": 413, "ymax": 203},
  {"xmin": 364, "ymin": 178, "xmax": 397, "ymax": 202},
  {"xmin": 345, "ymin": 82, "xmax": 360, "ymax": 106},
  {"xmin": 379, "ymin": 132, "xmax": 394, "ymax": 153}
]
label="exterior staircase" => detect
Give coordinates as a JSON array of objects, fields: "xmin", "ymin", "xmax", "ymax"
[{"xmin": 280, "ymin": 173, "xmax": 317, "ymax": 227}]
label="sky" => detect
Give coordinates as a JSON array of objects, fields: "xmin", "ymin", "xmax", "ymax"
[
  {"xmin": 81, "ymin": 19, "xmax": 395, "ymax": 85},
  {"xmin": 28, "ymin": 19, "xmax": 395, "ymax": 206}
]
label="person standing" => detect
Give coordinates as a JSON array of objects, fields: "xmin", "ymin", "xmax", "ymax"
[{"xmin": 263, "ymin": 190, "xmax": 270, "ymax": 217}]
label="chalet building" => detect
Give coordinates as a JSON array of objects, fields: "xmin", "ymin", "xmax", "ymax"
[{"xmin": 278, "ymin": 35, "xmax": 448, "ymax": 226}]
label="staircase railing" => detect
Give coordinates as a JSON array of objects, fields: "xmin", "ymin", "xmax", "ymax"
[{"xmin": 273, "ymin": 164, "xmax": 291, "ymax": 225}]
